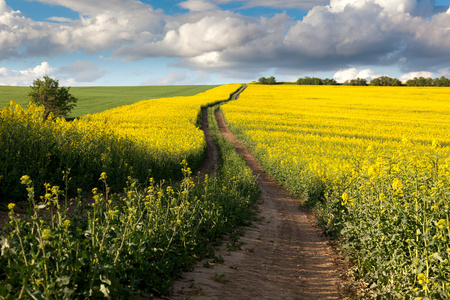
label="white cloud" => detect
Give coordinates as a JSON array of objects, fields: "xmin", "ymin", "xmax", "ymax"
[
  {"xmin": 333, "ymin": 68, "xmax": 383, "ymax": 83},
  {"xmin": 399, "ymin": 71, "xmax": 434, "ymax": 81},
  {"xmin": 114, "ymin": 12, "xmax": 272, "ymax": 60},
  {"xmin": 239, "ymin": 0, "xmax": 329, "ymax": 10},
  {"xmin": 1, "ymin": 0, "xmax": 450, "ymax": 79},
  {"xmin": 47, "ymin": 16, "xmax": 73, "ymax": 23},
  {"xmin": 0, "ymin": 61, "xmax": 106, "ymax": 86},
  {"xmin": 0, "ymin": 62, "xmax": 55, "ymax": 86},
  {"xmin": 179, "ymin": 0, "xmax": 220, "ymax": 11},
  {"xmin": 139, "ymin": 70, "xmax": 211, "ymax": 85},
  {"xmin": 28, "ymin": 0, "xmax": 156, "ymax": 16}
]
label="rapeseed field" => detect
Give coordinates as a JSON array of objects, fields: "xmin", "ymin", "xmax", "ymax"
[{"xmin": 222, "ymin": 84, "xmax": 450, "ymax": 298}]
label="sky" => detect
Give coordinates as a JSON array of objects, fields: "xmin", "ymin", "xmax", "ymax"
[{"xmin": 0, "ymin": 0, "xmax": 450, "ymax": 86}]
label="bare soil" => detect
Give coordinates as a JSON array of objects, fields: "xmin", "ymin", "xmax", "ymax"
[{"xmin": 163, "ymin": 111, "xmax": 343, "ymax": 299}]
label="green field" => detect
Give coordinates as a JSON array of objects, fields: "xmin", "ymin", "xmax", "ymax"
[{"xmin": 0, "ymin": 85, "xmax": 217, "ymax": 118}]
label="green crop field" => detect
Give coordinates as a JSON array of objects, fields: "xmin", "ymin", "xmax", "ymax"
[{"xmin": 0, "ymin": 85, "xmax": 217, "ymax": 118}]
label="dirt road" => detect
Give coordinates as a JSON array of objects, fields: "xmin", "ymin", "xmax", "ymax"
[{"xmin": 167, "ymin": 110, "xmax": 342, "ymax": 299}]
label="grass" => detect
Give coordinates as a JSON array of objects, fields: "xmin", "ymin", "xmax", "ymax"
[{"xmin": 0, "ymin": 85, "xmax": 218, "ymax": 118}]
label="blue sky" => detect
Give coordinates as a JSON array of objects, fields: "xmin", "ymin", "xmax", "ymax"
[{"xmin": 1, "ymin": 0, "xmax": 449, "ymax": 86}]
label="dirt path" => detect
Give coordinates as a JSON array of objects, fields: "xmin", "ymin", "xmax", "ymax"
[{"xmin": 166, "ymin": 111, "xmax": 342, "ymax": 299}]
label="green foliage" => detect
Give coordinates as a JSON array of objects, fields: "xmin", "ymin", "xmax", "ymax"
[
  {"xmin": 406, "ymin": 76, "xmax": 450, "ymax": 87},
  {"xmin": 370, "ymin": 76, "xmax": 402, "ymax": 86},
  {"xmin": 296, "ymin": 77, "xmax": 338, "ymax": 85},
  {"xmin": 406, "ymin": 76, "xmax": 435, "ymax": 87},
  {"xmin": 258, "ymin": 76, "xmax": 276, "ymax": 85},
  {"xmin": 343, "ymin": 78, "xmax": 367, "ymax": 86},
  {"xmin": 28, "ymin": 75, "xmax": 78, "ymax": 120},
  {"xmin": 433, "ymin": 76, "xmax": 450, "ymax": 87}
]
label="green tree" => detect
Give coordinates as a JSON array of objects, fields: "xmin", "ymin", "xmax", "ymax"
[
  {"xmin": 406, "ymin": 76, "xmax": 434, "ymax": 87},
  {"xmin": 267, "ymin": 76, "xmax": 277, "ymax": 85},
  {"xmin": 28, "ymin": 75, "xmax": 78, "ymax": 120},
  {"xmin": 258, "ymin": 77, "xmax": 267, "ymax": 84},
  {"xmin": 433, "ymin": 76, "xmax": 450, "ymax": 87},
  {"xmin": 344, "ymin": 78, "xmax": 367, "ymax": 86},
  {"xmin": 370, "ymin": 76, "xmax": 402, "ymax": 86}
]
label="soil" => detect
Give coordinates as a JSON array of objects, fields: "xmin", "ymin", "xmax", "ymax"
[{"xmin": 162, "ymin": 111, "xmax": 344, "ymax": 299}]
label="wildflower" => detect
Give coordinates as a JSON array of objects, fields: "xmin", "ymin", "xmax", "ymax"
[
  {"xmin": 417, "ymin": 273, "xmax": 426, "ymax": 281},
  {"xmin": 7, "ymin": 203, "xmax": 15, "ymax": 211},
  {"xmin": 63, "ymin": 220, "xmax": 71, "ymax": 230},
  {"xmin": 99, "ymin": 172, "xmax": 107, "ymax": 181},
  {"xmin": 341, "ymin": 192, "xmax": 349, "ymax": 205},
  {"xmin": 42, "ymin": 229, "xmax": 52, "ymax": 240},
  {"xmin": 432, "ymin": 139, "xmax": 440, "ymax": 149},
  {"xmin": 392, "ymin": 178, "xmax": 402, "ymax": 190},
  {"xmin": 20, "ymin": 175, "xmax": 32, "ymax": 185},
  {"xmin": 436, "ymin": 219, "xmax": 447, "ymax": 230},
  {"xmin": 368, "ymin": 165, "xmax": 378, "ymax": 176}
]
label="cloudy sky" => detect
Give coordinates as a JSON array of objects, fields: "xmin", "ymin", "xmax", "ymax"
[{"xmin": 1, "ymin": 0, "xmax": 449, "ymax": 86}]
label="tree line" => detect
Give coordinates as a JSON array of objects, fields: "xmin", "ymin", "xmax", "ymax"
[{"xmin": 257, "ymin": 76, "xmax": 450, "ymax": 87}]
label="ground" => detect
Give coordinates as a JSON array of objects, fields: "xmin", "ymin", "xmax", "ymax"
[{"xmin": 159, "ymin": 110, "xmax": 345, "ymax": 299}]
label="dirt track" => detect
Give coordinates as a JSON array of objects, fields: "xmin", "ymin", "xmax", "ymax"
[{"xmin": 166, "ymin": 110, "xmax": 342, "ymax": 299}]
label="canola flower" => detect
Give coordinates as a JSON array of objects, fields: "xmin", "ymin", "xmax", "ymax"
[
  {"xmin": 0, "ymin": 84, "xmax": 240, "ymax": 199},
  {"xmin": 222, "ymin": 84, "xmax": 450, "ymax": 298}
]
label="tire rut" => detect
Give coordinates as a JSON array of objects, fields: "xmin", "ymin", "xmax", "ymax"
[{"xmin": 166, "ymin": 110, "xmax": 342, "ymax": 299}]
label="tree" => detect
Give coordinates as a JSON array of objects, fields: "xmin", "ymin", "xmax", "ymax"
[
  {"xmin": 344, "ymin": 78, "xmax": 367, "ymax": 86},
  {"xmin": 29, "ymin": 75, "xmax": 78, "ymax": 120},
  {"xmin": 267, "ymin": 76, "xmax": 276, "ymax": 85},
  {"xmin": 258, "ymin": 76, "xmax": 276, "ymax": 84},
  {"xmin": 370, "ymin": 76, "xmax": 402, "ymax": 86},
  {"xmin": 433, "ymin": 76, "xmax": 450, "ymax": 87},
  {"xmin": 406, "ymin": 76, "xmax": 434, "ymax": 87},
  {"xmin": 297, "ymin": 77, "xmax": 323, "ymax": 85},
  {"xmin": 322, "ymin": 78, "xmax": 338, "ymax": 85}
]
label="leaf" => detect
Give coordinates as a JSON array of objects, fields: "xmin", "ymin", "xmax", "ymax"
[
  {"xmin": 25, "ymin": 288, "xmax": 44, "ymax": 300},
  {"xmin": 56, "ymin": 275, "xmax": 71, "ymax": 286}
]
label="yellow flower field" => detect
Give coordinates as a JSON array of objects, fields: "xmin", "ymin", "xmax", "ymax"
[
  {"xmin": 80, "ymin": 83, "xmax": 240, "ymax": 161},
  {"xmin": 222, "ymin": 84, "xmax": 450, "ymax": 298},
  {"xmin": 0, "ymin": 84, "xmax": 240, "ymax": 199}
]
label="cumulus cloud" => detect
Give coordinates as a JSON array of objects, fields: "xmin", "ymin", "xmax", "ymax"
[
  {"xmin": 0, "ymin": 62, "xmax": 55, "ymax": 86},
  {"xmin": 399, "ymin": 71, "xmax": 434, "ymax": 81},
  {"xmin": 2, "ymin": 0, "xmax": 450, "ymax": 79},
  {"xmin": 0, "ymin": 61, "xmax": 106, "ymax": 86},
  {"xmin": 0, "ymin": 0, "xmax": 166, "ymax": 57},
  {"xmin": 333, "ymin": 68, "xmax": 383, "ymax": 83}
]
